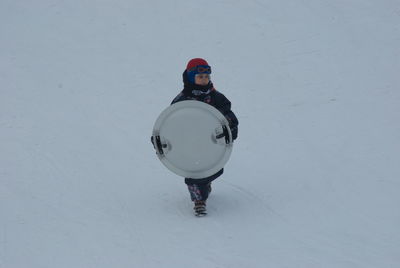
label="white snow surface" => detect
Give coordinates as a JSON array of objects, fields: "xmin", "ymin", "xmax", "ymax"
[{"xmin": 1, "ymin": 1, "xmax": 400, "ymax": 267}]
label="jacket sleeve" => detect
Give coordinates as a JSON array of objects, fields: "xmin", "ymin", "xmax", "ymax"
[{"xmin": 215, "ymin": 93, "xmax": 239, "ymax": 140}]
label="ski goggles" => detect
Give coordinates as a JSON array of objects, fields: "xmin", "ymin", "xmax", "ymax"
[{"xmin": 188, "ymin": 65, "xmax": 211, "ymax": 74}]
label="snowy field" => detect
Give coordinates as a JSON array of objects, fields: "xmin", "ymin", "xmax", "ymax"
[{"xmin": 1, "ymin": 1, "xmax": 400, "ymax": 267}]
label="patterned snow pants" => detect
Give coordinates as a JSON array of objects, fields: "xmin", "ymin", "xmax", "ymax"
[{"xmin": 185, "ymin": 169, "xmax": 223, "ymax": 201}]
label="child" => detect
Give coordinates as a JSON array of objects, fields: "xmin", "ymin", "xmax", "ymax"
[{"xmin": 171, "ymin": 58, "xmax": 239, "ymax": 216}]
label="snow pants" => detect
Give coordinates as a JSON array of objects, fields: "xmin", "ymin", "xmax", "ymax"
[{"xmin": 185, "ymin": 168, "xmax": 223, "ymax": 201}]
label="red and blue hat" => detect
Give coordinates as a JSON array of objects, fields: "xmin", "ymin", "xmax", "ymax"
[{"xmin": 186, "ymin": 58, "xmax": 211, "ymax": 84}]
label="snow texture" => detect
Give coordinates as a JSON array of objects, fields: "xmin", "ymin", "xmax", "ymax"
[{"xmin": 1, "ymin": 1, "xmax": 400, "ymax": 267}]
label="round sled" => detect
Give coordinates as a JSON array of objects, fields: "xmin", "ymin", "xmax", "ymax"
[{"xmin": 152, "ymin": 100, "xmax": 233, "ymax": 179}]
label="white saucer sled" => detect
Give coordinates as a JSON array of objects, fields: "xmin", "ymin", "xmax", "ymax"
[{"xmin": 152, "ymin": 100, "xmax": 233, "ymax": 179}]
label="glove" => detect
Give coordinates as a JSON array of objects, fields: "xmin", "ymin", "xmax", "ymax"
[
  {"xmin": 230, "ymin": 126, "xmax": 238, "ymax": 141},
  {"xmin": 150, "ymin": 136, "xmax": 156, "ymax": 149}
]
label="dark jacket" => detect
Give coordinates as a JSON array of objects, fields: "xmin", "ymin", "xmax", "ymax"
[
  {"xmin": 171, "ymin": 71, "xmax": 239, "ymax": 140},
  {"xmin": 172, "ymin": 71, "xmax": 239, "ymax": 183}
]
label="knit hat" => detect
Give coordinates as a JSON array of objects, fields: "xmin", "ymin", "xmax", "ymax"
[{"xmin": 186, "ymin": 58, "xmax": 212, "ymax": 84}]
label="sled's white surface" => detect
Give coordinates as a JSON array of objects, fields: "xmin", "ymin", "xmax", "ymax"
[{"xmin": 152, "ymin": 100, "xmax": 233, "ymax": 179}]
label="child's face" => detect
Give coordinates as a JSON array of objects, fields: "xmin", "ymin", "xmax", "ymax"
[{"xmin": 195, "ymin": 74, "xmax": 210, "ymax": 86}]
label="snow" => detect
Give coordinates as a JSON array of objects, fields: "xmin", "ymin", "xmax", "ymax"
[{"xmin": 1, "ymin": 0, "xmax": 400, "ymax": 267}]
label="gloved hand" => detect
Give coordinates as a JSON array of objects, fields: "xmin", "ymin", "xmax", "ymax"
[{"xmin": 230, "ymin": 126, "xmax": 238, "ymax": 141}]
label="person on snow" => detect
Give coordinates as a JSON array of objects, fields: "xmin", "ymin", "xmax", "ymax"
[{"xmin": 170, "ymin": 58, "xmax": 239, "ymax": 216}]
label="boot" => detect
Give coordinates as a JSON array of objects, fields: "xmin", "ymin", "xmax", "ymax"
[{"xmin": 194, "ymin": 200, "xmax": 207, "ymax": 217}]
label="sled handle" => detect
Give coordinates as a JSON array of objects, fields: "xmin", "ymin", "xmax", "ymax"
[
  {"xmin": 216, "ymin": 125, "xmax": 231, "ymax": 145},
  {"xmin": 154, "ymin": 135, "xmax": 168, "ymax": 155}
]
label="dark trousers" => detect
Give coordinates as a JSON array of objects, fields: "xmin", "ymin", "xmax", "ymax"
[{"xmin": 185, "ymin": 169, "xmax": 223, "ymax": 201}]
